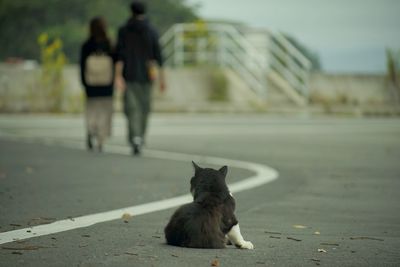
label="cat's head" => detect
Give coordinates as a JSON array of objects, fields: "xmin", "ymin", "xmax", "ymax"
[{"xmin": 190, "ymin": 161, "xmax": 229, "ymax": 200}]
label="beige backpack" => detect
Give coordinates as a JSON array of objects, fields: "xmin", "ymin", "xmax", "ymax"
[{"xmin": 85, "ymin": 52, "xmax": 113, "ymax": 86}]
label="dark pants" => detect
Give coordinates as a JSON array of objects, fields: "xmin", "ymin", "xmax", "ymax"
[{"xmin": 123, "ymin": 82, "xmax": 152, "ymax": 145}]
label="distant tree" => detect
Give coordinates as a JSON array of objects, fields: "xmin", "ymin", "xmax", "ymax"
[
  {"xmin": 0, "ymin": 0, "xmax": 198, "ymax": 62},
  {"xmin": 146, "ymin": 0, "xmax": 198, "ymax": 34},
  {"xmin": 0, "ymin": 0, "xmax": 88, "ymax": 61}
]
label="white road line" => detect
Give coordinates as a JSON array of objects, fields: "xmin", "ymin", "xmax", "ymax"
[{"xmin": 0, "ymin": 139, "xmax": 278, "ymax": 245}]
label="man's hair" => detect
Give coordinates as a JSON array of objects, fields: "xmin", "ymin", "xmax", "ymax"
[{"xmin": 130, "ymin": 1, "xmax": 146, "ymax": 15}]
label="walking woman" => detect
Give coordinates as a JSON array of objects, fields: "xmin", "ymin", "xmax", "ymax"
[{"xmin": 80, "ymin": 17, "xmax": 115, "ymax": 152}]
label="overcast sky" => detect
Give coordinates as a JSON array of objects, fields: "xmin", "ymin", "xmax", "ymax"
[{"xmin": 187, "ymin": 0, "xmax": 400, "ymax": 73}]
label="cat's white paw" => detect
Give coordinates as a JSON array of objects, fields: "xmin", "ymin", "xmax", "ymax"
[{"xmin": 240, "ymin": 241, "xmax": 254, "ymax": 250}]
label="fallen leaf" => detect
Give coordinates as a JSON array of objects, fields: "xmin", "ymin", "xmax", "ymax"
[
  {"xmin": 269, "ymin": 236, "xmax": 281, "ymax": 239},
  {"xmin": 287, "ymin": 237, "xmax": 302, "ymax": 242},
  {"xmin": 2, "ymin": 245, "xmax": 51, "ymax": 250},
  {"xmin": 320, "ymin": 243, "xmax": 339, "ymax": 246},
  {"xmin": 293, "ymin": 225, "xmax": 307, "ymax": 229},
  {"xmin": 265, "ymin": 231, "xmax": 282, "ymax": 235},
  {"xmin": 125, "ymin": 252, "xmax": 138, "ymax": 256},
  {"xmin": 171, "ymin": 254, "xmax": 179, "ymax": 258},
  {"xmin": 349, "ymin": 236, "xmax": 384, "ymax": 241},
  {"xmin": 211, "ymin": 259, "xmax": 220, "ymax": 267},
  {"xmin": 122, "ymin": 213, "xmax": 133, "ymax": 223},
  {"xmin": 318, "ymin": 249, "xmax": 327, "ymax": 253}
]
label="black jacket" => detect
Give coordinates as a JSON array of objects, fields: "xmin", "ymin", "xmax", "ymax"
[
  {"xmin": 116, "ymin": 18, "xmax": 163, "ymax": 83},
  {"xmin": 80, "ymin": 38, "xmax": 115, "ymax": 97}
]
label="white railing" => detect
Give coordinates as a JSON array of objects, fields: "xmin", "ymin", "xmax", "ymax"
[
  {"xmin": 160, "ymin": 23, "xmax": 312, "ymax": 101},
  {"xmin": 161, "ymin": 23, "xmax": 268, "ymax": 97},
  {"xmin": 269, "ymin": 32, "xmax": 312, "ymax": 99}
]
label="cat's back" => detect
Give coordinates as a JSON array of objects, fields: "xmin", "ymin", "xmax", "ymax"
[
  {"xmin": 164, "ymin": 202, "xmax": 200, "ymax": 246},
  {"xmin": 164, "ymin": 202, "xmax": 225, "ymax": 248}
]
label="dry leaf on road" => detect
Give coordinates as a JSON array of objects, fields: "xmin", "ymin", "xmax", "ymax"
[
  {"xmin": 211, "ymin": 259, "xmax": 220, "ymax": 267},
  {"xmin": 122, "ymin": 213, "xmax": 133, "ymax": 223},
  {"xmin": 293, "ymin": 224, "xmax": 307, "ymax": 229},
  {"xmin": 350, "ymin": 236, "xmax": 384, "ymax": 241},
  {"xmin": 287, "ymin": 237, "xmax": 302, "ymax": 242}
]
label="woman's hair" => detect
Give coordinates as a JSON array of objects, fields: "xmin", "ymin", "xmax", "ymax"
[{"xmin": 89, "ymin": 17, "xmax": 110, "ymax": 44}]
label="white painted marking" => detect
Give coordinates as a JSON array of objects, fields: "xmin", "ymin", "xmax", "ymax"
[{"xmin": 0, "ymin": 141, "xmax": 278, "ymax": 245}]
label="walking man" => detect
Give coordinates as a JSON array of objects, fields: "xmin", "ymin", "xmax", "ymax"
[{"xmin": 115, "ymin": 1, "xmax": 165, "ymax": 155}]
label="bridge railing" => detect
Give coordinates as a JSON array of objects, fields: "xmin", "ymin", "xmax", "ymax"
[
  {"xmin": 160, "ymin": 22, "xmax": 311, "ymax": 101},
  {"xmin": 269, "ymin": 32, "xmax": 312, "ymax": 100}
]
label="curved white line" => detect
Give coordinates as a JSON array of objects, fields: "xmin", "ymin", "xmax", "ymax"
[{"xmin": 0, "ymin": 142, "xmax": 278, "ymax": 245}]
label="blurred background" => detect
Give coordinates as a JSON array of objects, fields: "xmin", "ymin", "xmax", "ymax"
[{"xmin": 0, "ymin": 0, "xmax": 399, "ymax": 115}]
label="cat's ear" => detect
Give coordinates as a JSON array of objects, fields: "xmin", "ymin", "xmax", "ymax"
[
  {"xmin": 219, "ymin": 165, "xmax": 228, "ymax": 177},
  {"xmin": 192, "ymin": 161, "xmax": 202, "ymax": 173}
]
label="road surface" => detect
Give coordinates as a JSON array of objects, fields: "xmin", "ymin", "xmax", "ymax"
[{"xmin": 0, "ymin": 114, "xmax": 399, "ymax": 266}]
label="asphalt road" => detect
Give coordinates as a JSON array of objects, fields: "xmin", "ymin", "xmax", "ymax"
[{"xmin": 0, "ymin": 114, "xmax": 400, "ymax": 267}]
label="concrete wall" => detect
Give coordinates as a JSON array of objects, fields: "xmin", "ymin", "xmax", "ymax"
[
  {"xmin": 309, "ymin": 73, "xmax": 392, "ymax": 106},
  {"xmin": 0, "ymin": 64, "xmax": 83, "ymax": 112},
  {"xmin": 0, "ymin": 63, "xmax": 395, "ymax": 113}
]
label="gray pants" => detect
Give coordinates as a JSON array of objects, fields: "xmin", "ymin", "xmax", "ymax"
[{"xmin": 123, "ymin": 82, "xmax": 152, "ymax": 145}]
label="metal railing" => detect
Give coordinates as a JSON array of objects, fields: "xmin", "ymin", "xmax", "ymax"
[
  {"xmin": 269, "ymin": 32, "xmax": 312, "ymax": 100},
  {"xmin": 160, "ymin": 22, "xmax": 311, "ymax": 101}
]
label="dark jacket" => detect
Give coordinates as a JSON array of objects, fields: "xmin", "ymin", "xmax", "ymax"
[
  {"xmin": 80, "ymin": 38, "xmax": 115, "ymax": 97},
  {"xmin": 116, "ymin": 18, "xmax": 163, "ymax": 83}
]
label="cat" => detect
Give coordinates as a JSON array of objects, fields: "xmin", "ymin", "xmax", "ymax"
[{"xmin": 164, "ymin": 161, "xmax": 254, "ymax": 249}]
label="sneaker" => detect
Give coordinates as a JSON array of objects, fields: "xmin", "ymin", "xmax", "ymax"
[
  {"xmin": 132, "ymin": 136, "xmax": 142, "ymax": 156},
  {"xmin": 132, "ymin": 144, "xmax": 141, "ymax": 156},
  {"xmin": 87, "ymin": 134, "xmax": 93, "ymax": 151}
]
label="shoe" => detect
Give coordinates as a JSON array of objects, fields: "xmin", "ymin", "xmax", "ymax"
[
  {"xmin": 131, "ymin": 136, "xmax": 142, "ymax": 156},
  {"xmin": 87, "ymin": 134, "xmax": 93, "ymax": 151},
  {"xmin": 132, "ymin": 144, "xmax": 141, "ymax": 156}
]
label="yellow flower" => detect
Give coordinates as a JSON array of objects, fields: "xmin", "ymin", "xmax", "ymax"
[
  {"xmin": 53, "ymin": 38, "xmax": 62, "ymax": 50},
  {"xmin": 37, "ymin": 33, "xmax": 48, "ymax": 45},
  {"xmin": 56, "ymin": 54, "xmax": 67, "ymax": 65},
  {"xmin": 195, "ymin": 20, "xmax": 207, "ymax": 34},
  {"xmin": 45, "ymin": 45, "xmax": 55, "ymax": 57}
]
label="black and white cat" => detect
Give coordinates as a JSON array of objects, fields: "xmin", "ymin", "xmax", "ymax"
[{"xmin": 164, "ymin": 161, "xmax": 254, "ymax": 249}]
